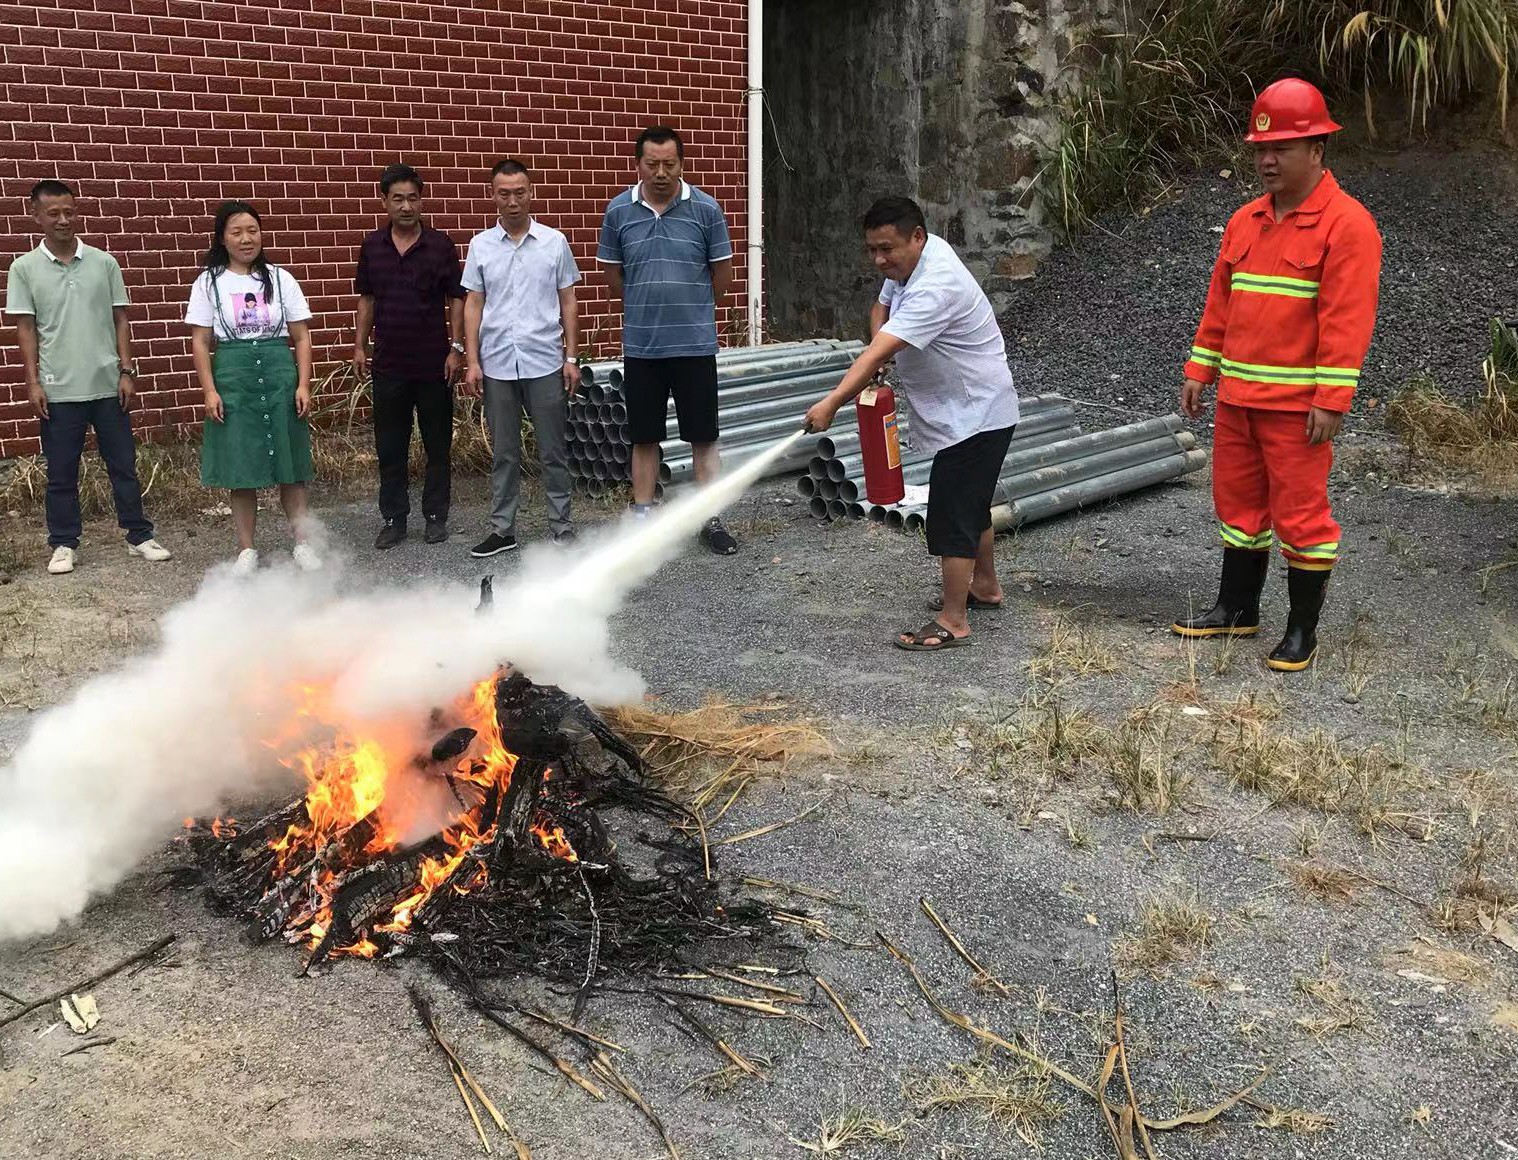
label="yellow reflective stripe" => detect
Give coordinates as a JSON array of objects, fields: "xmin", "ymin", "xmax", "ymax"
[
  {"xmin": 1230, "ymin": 274, "xmax": 1320, "ymax": 300},
  {"xmin": 1315, "ymin": 366, "xmax": 1361, "ymax": 387},
  {"xmin": 1220, "ymin": 358, "xmax": 1316, "ymax": 386},
  {"xmin": 1189, "ymin": 345, "xmax": 1221, "ymax": 366},
  {"xmin": 1280, "ymin": 541, "xmax": 1339, "ymax": 559},
  {"xmin": 1219, "ymin": 523, "xmax": 1274, "ymax": 549},
  {"xmin": 1233, "ymin": 272, "xmax": 1320, "ymax": 291}
]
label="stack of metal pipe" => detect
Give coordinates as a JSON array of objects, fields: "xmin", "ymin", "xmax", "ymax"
[
  {"xmin": 804, "ymin": 407, "xmax": 1205, "ymax": 532},
  {"xmin": 567, "ymin": 340, "xmax": 866, "ymax": 498}
]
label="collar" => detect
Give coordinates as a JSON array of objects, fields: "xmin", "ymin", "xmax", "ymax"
[
  {"xmin": 899, "ymin": 233, "xmax": 940, "ymax": 288},
  {"xmin": 496, "ymin": 218, "xmax": 546, "ymax": 242},
  {"xmin": 1251, "ymin": 169, "xmax": 1340, "ymax": 223},
  {"xmin": 38, "ymin": 239, "xmax": 87, "ymax": 265},
  {"xmin": 386, "ymin": 222, "xmax": 431, "ymax": 247},
  {"xmin": 631, "ymin": 180, "xmax": 692, "ymax": 207}
]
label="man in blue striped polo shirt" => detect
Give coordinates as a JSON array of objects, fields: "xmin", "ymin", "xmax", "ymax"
[{"xmin": 598, "ymin": 125, "xmax": 738, "ymax": 554}]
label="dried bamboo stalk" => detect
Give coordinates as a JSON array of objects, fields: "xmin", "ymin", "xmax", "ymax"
[
  {"xmin": 451, "ymin": 1065, "xmax": 492, "ymax": 1154},
  {"xmin": 919, "ymin": 897, "xmax": 1013, "ymax": 998},
  {"xmin": 712, "ymin": 801, "xmax": 824, "ymax": 847},
  {"xmin": 592, "ymin": 1051, "xmax": 681, "ymax": 1160},
  {"xmin": 814, "ymin": 975, "xmax": 870, "ymax": 1049}
]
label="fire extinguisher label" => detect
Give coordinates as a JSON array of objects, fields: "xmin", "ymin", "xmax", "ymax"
[{"xmin": 884, "ymin": 411, "xmax": 901, "ymax": 470}]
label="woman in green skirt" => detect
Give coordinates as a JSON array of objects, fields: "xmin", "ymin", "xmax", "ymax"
[{"xmin": 187, "ymin": 200, "xmax": 321, "ymax": 576}]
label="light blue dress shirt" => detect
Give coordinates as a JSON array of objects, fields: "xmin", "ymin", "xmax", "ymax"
[{"xmin": 462, "ymin": 219, "xmax": 582, "ymax": 380}]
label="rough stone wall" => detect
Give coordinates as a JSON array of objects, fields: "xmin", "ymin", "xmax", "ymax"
[{"xmin": 763, "ymin": 0, "xmax": 1105, "ymax": 337}]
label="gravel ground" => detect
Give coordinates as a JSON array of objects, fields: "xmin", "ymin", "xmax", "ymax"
[
  {"xmin": 1002, "ymin": 145, "xmax": 1518, "ymax": 427},
  {"xmin": 2, "ymin": 460, "xmax": 1517, "ymax": 1159}
]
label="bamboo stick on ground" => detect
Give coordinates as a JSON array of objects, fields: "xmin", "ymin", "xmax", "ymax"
[
  {"xmin": 451, "ymin": 1067, "xmax": 493, "ymax": 1154},
  {"xmin": 592, "ymin": 1051, "xmax": 681, "ymax": 1160},
  {"xmin": 814, "ymin": 975, "xmax": 871, "ymax": 1049},
  {"xmin": 712, "ymin": 801, "xmax": 824, "ymax": 846},
  {"xmin": 919, "ymin": 897, "xmax": 1013, "ymax": 998}
]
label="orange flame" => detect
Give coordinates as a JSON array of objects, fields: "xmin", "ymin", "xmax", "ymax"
[{"xmin": 254, "ymin": 675, "xmax": 559, "ymax": 960}]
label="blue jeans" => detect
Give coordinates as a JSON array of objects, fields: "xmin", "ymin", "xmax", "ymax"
[{"xmin": 39, "ymin": 397, "xmax": 154, "ymax": 549}]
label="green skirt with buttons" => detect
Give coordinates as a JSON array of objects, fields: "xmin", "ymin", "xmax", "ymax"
[{"xmin": 201, "ymin": 337, "xmax": 313, "ymax": 490}]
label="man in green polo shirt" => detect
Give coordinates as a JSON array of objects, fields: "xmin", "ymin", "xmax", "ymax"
[{"xmin": 5, "ymin": 180, "xmax": 171, "ymax": 574}]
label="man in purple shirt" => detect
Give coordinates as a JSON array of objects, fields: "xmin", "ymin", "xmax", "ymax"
[{"xmin": 352, "ymin": 164, "xmax": 465, "ymax": 549}]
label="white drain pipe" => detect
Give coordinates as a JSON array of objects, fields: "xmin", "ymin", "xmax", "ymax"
[{"xmin": 746, "ymin": 0, "xmax": 763, "ymax": 346}]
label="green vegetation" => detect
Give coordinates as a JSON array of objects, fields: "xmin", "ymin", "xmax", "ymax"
[{"xmin": 1047, "ymin": 1, "xmax": 1518, "ymax": 230}]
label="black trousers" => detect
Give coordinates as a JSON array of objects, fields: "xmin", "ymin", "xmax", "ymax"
[
  {"xmin": 40, "ymin": 397, "xmax": 154, "ymax": 548},
  {"xmin": 373, "ymin": 373, "xmax": 453, "ymax": 522}
]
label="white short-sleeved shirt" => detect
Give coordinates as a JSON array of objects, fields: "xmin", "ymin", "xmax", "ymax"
[
  {"xmin": 878, "ymin": 234, "xmax": 1019, "ymax": 455},
  {"xmin": 185, "ymin": 266, "xmax": 311, "ymax": 341},
  {"xmin": 462, "ymin": 219, "xmax": 581, "ymax": 381}
]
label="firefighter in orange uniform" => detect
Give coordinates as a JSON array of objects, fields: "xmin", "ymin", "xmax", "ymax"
[{"xmin": 1172, "ymin": 78, "xmax": 1382, "ymax": 672}]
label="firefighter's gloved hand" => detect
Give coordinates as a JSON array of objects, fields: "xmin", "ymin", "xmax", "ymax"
[{"xmin": 1306, "ymin": 406, "xmax": 1344, "ymax": 445}]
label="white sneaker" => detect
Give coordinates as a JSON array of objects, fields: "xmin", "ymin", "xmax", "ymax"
[
  {"xmin": 47, "ymin": 546, "xmax": 75, "ymax": 575},
  {"xmin": 128, "ymin": 538, "xmax": 172, "ymax": 562},
  {"xmin": 292, "ymin": 543, "xmax": 322, "ymax": 572},
  {"xmin": 231, "ymin": 548, "xmax": 259, "ymax": 578}
]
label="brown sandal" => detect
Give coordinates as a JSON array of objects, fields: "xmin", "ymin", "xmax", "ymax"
[{"xmin": 896, "ymin": 620, "xmax": 972, "ymax": 651}]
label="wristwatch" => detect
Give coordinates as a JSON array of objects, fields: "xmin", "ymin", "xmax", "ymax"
[
  {"xmin": 449, "ymin": 341, "xmax": 466, "ymax": 354},
  {"xmin": 119, "ymin": 363, "xmax": 139, "ymax": 379}
]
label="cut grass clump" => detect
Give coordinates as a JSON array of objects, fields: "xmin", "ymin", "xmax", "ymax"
[
  {"xmin": 1115, "ymin": 887, "xmax": 1213, "ymax": 975},
  {"xmin": 906, "ymin": 1059, "xmax": 1066, "ymax": 1148},
  {"xmin": 601, "ymin": 698, "xmax": 831, "ymax": 814},
  {"xmin": 1386, "ymin": 320, "xmax": 1518, "ymax": 486},
  {"xmin": 1286, "ymin": 861, "xmax": 1360, "ymax": 903},
  {"xmin": 1026, "ymin": 613, "xmax": 1120, "ymax": 682},
  {"xmin": 784, "ymin": 1108, "xmax": 907, "ymax": 1154},
  {"xmin": 1294, "ymin": 960, "xmax": 1370, "ymax": 1039}
]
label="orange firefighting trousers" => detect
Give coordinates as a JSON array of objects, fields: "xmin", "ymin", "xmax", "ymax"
[{"xmin": 1213, "ymin": 402, "xmax": 1339, "ymax": 570}]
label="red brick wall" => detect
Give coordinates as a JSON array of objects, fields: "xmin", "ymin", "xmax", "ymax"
[{"xmin": 0, "ymin": 0, "xmax": 750, "ymax": 459}]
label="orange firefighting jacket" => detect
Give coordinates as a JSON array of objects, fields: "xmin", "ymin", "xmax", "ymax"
[{"xmin": 1183, "ymin": 171, "xmax": 1382, "ymax": 414}]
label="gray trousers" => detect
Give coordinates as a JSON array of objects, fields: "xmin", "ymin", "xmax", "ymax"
[{"xmin": 483, "ymin": 371, "xmax": 572, "ymax": 536}]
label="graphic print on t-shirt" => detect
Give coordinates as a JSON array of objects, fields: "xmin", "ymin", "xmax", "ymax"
[{"xmin": 231, "ymin": 290, "xmax": 272, "ymax": 338}]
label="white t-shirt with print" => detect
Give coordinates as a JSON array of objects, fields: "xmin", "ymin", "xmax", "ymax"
[
  {"xmin": 878, "ymin": 234, "xmax": 1019, "ymax": 455},
  {"xmin": 185, "ymin": 266, "xmax": 312, "ymax": 341}
]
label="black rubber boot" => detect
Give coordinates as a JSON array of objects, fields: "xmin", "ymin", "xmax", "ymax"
[
  {"xmin": 1267, "ymin": 566, "xmax": 1330, "ymax": 672},
  {"xmin": 1172, "ymin": 547, "xmax": 1269, "ymax": 638}
]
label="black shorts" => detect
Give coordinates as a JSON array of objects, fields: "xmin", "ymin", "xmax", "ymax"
[
  {"xmin": 926, "ymin": 425, "xmax": 1017, "ymax": 558},
  {"xmin": 623, "ymin": 355, "xmax": 719, "ymax": 445}
]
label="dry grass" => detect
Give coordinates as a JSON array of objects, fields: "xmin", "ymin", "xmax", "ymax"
[
  {"xmin": 1210, "ymin": 718, "xmax": 1431, "ymax": 844},
  {"xmin": 784, "ymin": 1108, "xmax": 907, "ymax": 1154},
  {"xmin": 1386, "ymin": 321, "xmax": 1518, "ymax": 488},
  {"xmin": 1385, "ymin": 937, "xmax": 1490, "ymax": 987},
  {"xmin": 1253, "ymin": 1105, "xmax": 1335, "ymax": 1134},
  {"xmin": 906, "ymin": 1059, "xmax": 1066, "ymax": 1148},
  {"xmin": 601, "ymin": 698, "xmax": 831, "ymax": 814},
  {"xmin": 1109, "ymin": 706, "xmax": 1191, "ymax": 814},
  {"xmin": 1294, "ymin": 960, "xmax": 1369, "ymax": 1039},
  {"xmin": 1026, "ymin": 612, "xmax": 1119, "ymax": 683},
  {"xmin": 1115, "ymin": 887, "xmax": 1213, "ymax": 975},
  {"xmin": 1285, "ymin": 861, "xmax": 1360, "ymax": 903}
]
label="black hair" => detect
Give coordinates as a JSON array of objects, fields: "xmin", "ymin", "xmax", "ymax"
[
  {"xmin": 29, "ymin": 179, "xmax": 74, "ymax": 203},
  {"xmin": 635, "ymin": 125, "xmax": 683, "ymax": 161},
  {"xmin": 243, "ymin": 292, "xmax": 258, "ymax": 303},
  {"xmin": 862, "ymin": 196, "xmax": 927, "ymax": 237},
  {"xmin": 490, "ymin": 159, "xmax": 531, "ymax": 181},
  {"xmin": 379, "ymin": 163, "xmax": 423, "ymax": 195},
  {"xmin": 204, "ymin": 200, "xmax": 274, "ymax": 303}
]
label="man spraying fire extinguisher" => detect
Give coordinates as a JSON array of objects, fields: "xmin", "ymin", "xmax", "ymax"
[
  {"xmin": 805, "ymin": 197, "xmax": 1020, "ymax": 652},
  {"xmin": 1173, "ymin": 78, "xmax": 1382, "ymax": 672}
]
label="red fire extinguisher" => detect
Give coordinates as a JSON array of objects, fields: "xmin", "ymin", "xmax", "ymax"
[{"xmin": 856, "ymin": 380, "xmax": 905, "ymax": 506}]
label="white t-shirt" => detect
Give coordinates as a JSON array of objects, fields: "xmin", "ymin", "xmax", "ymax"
[
  {"xmin": 878, "ymin": 234, "xmax": 1020, "ymax": 455},
  {"xmin": 185, "ymin": 266, "xmax": 312, "ymax": 341}
]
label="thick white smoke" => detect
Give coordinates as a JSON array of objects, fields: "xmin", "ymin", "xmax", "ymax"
[{"xmin": 0, "ymin": 432, "xmax": 806, "ymax": 941}]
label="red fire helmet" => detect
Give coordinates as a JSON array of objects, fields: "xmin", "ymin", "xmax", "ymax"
[{"xmin": 1244, "ymin": 78, "xmax": 1342, "ymax": 143}]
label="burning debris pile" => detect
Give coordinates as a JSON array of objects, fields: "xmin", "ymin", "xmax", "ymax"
[{"xmin": 184, "ymin": 665, "xmax": 771, "ymax": 996}]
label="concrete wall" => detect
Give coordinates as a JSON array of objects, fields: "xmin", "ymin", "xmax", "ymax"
[{"xmin": 763, "ymin": 0, "xmax": 1104, "ymax": 337}]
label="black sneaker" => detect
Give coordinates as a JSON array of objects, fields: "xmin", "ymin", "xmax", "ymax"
[
  {"xmin": 553, "ymin": 527, "xmax": 578, "ymax": 547},
  {"xmin": 424, "ymin": 518, "xmax": 448, "ymax": 544},
  {"xmin": 470, "ymin": 532, "xmax": 517, "ymax": 558},
  {"xmin": 374, "ymin": 520, "xmax": 406, "ymax": 550},
  {"xmin": 699, "ymin": 517, "xmax": 738, "ymax": 555}
]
